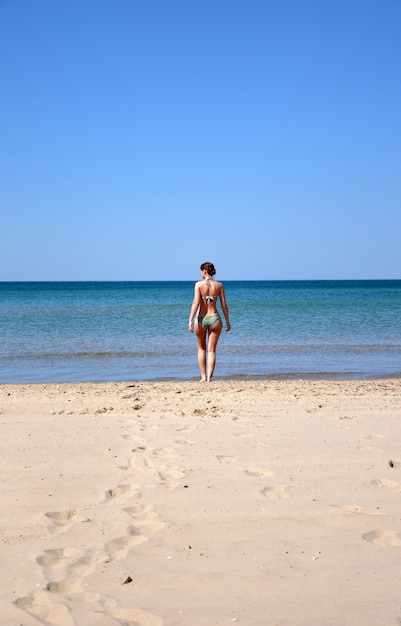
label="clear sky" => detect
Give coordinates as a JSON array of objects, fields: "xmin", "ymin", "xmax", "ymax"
[{"xmin": 1, "ymin": 0, "xmax": 400, "ymax": 280}]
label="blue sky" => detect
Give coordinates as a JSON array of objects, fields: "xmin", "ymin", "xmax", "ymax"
[{"xmin": 1, "ymin": 0, "xmax": 400, "ymax": 280}]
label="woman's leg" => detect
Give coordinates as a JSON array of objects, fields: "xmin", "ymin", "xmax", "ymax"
[
  {"xmin": 206, "ymin": 320, "xmax": 222, "ymax": 381},
  {"xmin": 194, "ymin": 322, "xmax": 207, "ymax": 381}
]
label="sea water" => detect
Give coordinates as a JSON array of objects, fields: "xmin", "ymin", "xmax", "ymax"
[{"xmin": 0, "ymin": 280, "xmax": 400, "ymax": 383}]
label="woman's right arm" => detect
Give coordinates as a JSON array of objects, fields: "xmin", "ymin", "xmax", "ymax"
[
  {"xmin": 219, "ymin": 285, "xmax": 231, "ymax": 331},
  {"xmin": 188, "ymin": 283, "xmax": 201, "ymax": 332}
]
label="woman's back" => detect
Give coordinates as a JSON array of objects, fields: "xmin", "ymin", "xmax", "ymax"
[{"xmin": 197, "ymin": 279, "xmax": 222, "ymax": 314}]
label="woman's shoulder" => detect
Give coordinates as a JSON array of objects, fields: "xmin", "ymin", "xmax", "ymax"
[{"xmin": 195, "ymin": 278, "xmax": 223, "ymax": 290}]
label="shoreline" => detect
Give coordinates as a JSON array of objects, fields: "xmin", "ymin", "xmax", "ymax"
[
  {"xmin": 2, "ymin": 370, "xmax": 401, "ymax": 386},
  {"xmin": 1, "ymin": 379, "xmax": 401, "ymax": 625}
]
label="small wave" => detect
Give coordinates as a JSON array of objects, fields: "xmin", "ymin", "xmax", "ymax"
[
  {"xmin": 2, "ymin": 350, "xmax": 161, "ymax": 362},
  {"xmin": 215, "ymin": 371, "xmax": 367, "ymax": 381}
]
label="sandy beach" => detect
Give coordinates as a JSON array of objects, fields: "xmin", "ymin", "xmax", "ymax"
[{"xmin": 1, "ymin": 379, "xmax": 401, "ymax": 625}]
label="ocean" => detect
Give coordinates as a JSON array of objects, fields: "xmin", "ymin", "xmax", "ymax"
[{"xmin": 0, "ymin": 280, "xmax": 400, "ymax": 383}]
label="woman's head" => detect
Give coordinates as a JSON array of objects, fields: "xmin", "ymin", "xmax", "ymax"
[{"xmin": 200, "ymin": 262, "xmax": 216, "ymax": 277}]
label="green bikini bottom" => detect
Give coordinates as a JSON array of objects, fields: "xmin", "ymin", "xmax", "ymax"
[{"xmin": 196, "ymin": 315, "xmax": 221, "ymax": 330}]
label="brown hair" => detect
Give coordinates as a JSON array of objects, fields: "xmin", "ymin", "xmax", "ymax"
[{"xmin": 200, "ymin": 262, "xmax": 216, "ymax": 277}]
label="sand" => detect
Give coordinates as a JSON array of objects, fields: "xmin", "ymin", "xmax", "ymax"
[{"xmin": 0, "ymin": 378, "xmax": 401, "ymax": 626}]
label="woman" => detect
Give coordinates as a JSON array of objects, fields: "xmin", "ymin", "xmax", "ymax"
[{"xmin": 188, "ymin": 262, "xmax": 231, "ymax": 382}]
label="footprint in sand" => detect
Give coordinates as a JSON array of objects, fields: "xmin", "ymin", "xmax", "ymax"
[
  {"xmin": 15, "ymin": 590, "xmax": 73, "ymax": 622},
  {"xmin": 175, "ymin": 439, "xmax": 196, "ymax": 445},
  {"xmin": 244, "ymin": 468, "xmax": 274, "ymax": 478},
  {"xmin": 45, "ymin": 509, "xmax": 78, "ymax": 535},
  {"xmin": 103, "ymin": 527, "xmax": 148, "ymax": 557},
  {"xmin": 157, "ymin": 469, "xmax": 185, "ymax": 490},
  {"xmin": 123, "ymin": 502, "xmax": 165, "ymax": 530},
  {"xmin": 37, "ymin": 528, "xmax": 148, "ymax": 602},
  {"xmin": 124, "ymin": 502, "xmax": 158, "ymax": 521},
  {"xmin": 105, "ymin": 483, "xmax": 135, "ymax": 501},
  {"xmin": 261, "ymin": 484, "xmax": 289, "ymax": 500},
  {"xmin": 330, "ymin": 504, "xmax": 383, "ymax": 516},
  {"xmin": 42, "ymin": 545, "xmax": 101, "ymax": 570},
  {"xmin": 216, "ymin": 455, "xmax": 238, "ymax": 464},
  {"xmin": 118, "ymin": 457, "xmax": 139, "ymax": 472},
  {"xmin": 371, "ymin": 478, "xmax": 401, "ymax": 493},
  {"xmin": 36, "ymin": 546, "xmax": 82, "ymax": 568},
  {"xmin": 142, "ymin": 448, "xmax": 176, "ymax": 471},
  {"xmin": 36, "ymin": 544, "xmax": 104, "ymax": 602},
  {"xmin": 45, "ymin": 509, "xmax": 77, "ymax": 525},
  {"xmin": 362, "ymin": 529, "xmax": 401, "ymax": 547},
  {"xmin": 17, "ymin": 448, "xmax": 167, "ymax": 625}
]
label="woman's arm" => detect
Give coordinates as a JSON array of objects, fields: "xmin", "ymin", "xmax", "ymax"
[
  {"xmin": 219, "ymin": 285, "xmax": 231, "ymax": 331},
  {"xmin": 188, "ymin": 283, "xmax": 201, "ymax": 332}
]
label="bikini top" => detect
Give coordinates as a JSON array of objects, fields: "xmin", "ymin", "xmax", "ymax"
[{"xmin": 202, "ymin": 279, "xmax": 216, "ymax": 303}]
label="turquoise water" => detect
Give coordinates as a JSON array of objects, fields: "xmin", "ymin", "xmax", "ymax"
[{"xmin": 1, "ymin": 281, "xmax": 400, "ymax": 383}]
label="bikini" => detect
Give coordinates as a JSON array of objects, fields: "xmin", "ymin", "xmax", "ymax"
[
  {"xmin": 196, "ymin": 314, "xmax": 221, "ymax": 330},
  {"xmin": 195, "ymin": 279, "xmax": 222, "ymax": 329}
]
